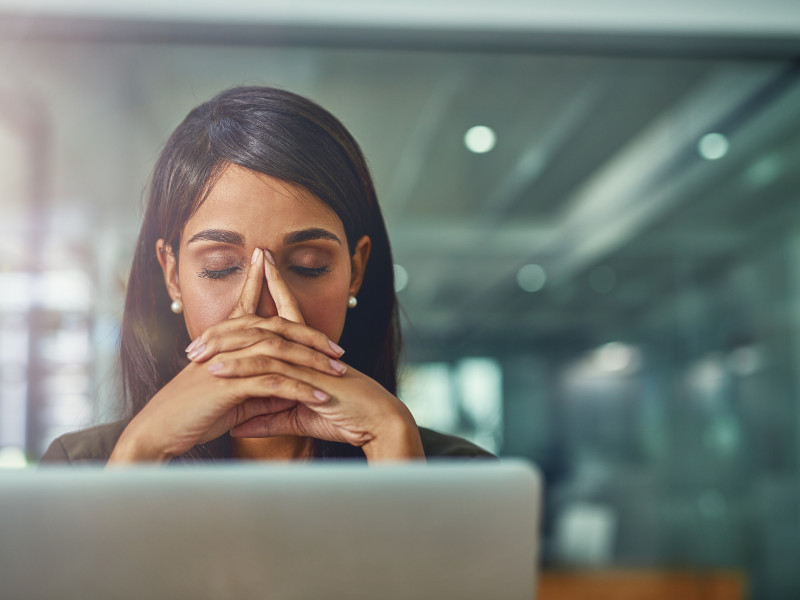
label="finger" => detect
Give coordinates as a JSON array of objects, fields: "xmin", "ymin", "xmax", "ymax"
[
  {"xmin": 232, "ymin": 371, "xmax": 331, "ymax": 407},
  {"xmin": 263, "ymin": 249, "xmax": 305, "ymax": 324},
  {"xmin": 208, "ymin": 344, "xmax": 347, "ymax": 377},
  {"xmin": 230, "ymin": 410, "xmax": 306, "ymax": 439},
  {"xmin": 229, "ymin": 247, "xmax": 265, "ymax": 318},
  {"xmin": 187, "ymin": 315, "xmax": 344, "ymax": 361},
  {"xmin": 233, "ymin": 396, "xmax": 296, "ymax": 425}
]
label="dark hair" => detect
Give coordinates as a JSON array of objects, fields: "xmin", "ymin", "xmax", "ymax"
[{"xmin": 119, "ymin": 86, "xmax": 400, "ymax": 458}]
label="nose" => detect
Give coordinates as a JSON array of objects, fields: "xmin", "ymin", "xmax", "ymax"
[{"xmin": 255, "ymin": 284, "xmax": 278, "ymax": 319}]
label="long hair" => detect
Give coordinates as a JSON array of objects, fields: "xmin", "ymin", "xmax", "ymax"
[{"xmin": 119, "ymin": 86, "xmax": 400, "ymax": 458}]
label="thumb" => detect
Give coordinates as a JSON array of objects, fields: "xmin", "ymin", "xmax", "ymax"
[{"xmin": 263, "ymin": 249, "xmax": 305, "ymax": 324}]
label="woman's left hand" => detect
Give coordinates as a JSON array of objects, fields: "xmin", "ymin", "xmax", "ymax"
[
  {"xmin": 223, "ymin": 359, "xmax": 424, "ymax": 461},
  {"xmin": 190, "ymin": 249, "xmax": 425, "ymax": 462}
]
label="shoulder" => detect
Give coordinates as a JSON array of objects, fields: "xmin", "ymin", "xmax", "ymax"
[
  {"xmin": 418, "ymin": 427, "xmax": 497, "ymax": 459},
  {"xmin": 39, "ymin": 420, "xmax": 130, "ymax": 465}
]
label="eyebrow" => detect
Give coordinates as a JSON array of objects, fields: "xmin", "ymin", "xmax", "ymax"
[
  {"xmin": 283, "ymin": 228, "xmax": 341, "ymax": 246},
  {"xmin": 186, "ymin": 227, "xmax": 341, "ymax": 247},
  {"xmin": 186, "ymin": 229, "xmax": 245, "ymax": 246}
]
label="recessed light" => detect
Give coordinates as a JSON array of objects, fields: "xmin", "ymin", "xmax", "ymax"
[
  {"xmin": 744, "ymin": 155, "xmax": 782, "ymax": 188},
  {"xmin": 464, "ymin": 125, "xmax": 496, "ymax": 154},
  {"xmin": 516, "ymin": 264, "xmax": 546, "ymax": 293},
  {"xmin": 698, "ymin": 132, "xmax": 729, "ymax": 160}
]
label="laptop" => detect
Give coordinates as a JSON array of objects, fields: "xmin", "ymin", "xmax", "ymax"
[{"xmin": 1, "ymin": 460, "xmax": 541, "ymax": 599}]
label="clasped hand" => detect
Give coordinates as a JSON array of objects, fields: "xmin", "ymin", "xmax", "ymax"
[{"xmin": 110, "ymin": 248, "xmax": 424, "ymax": 464}]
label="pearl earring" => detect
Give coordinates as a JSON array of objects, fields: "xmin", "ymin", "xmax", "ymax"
[
  {"xmin": 347, "ymin": 296, "xmax": 358, "ymax": 309},
  {"xmin": 170, "ymin": 299, "xmax": 183, "ymax": 314}
]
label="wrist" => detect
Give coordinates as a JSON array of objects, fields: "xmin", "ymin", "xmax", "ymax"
[
  {"xmin": 107, "ymin": 422, "xmax": 172, "ymax": 465},
  {"xmin": 362, "ymin": 404, "xmax": 425, "ymax": 462}
]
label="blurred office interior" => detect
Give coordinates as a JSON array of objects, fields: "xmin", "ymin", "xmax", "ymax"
[{"xmin": 0, "ymin": 1, "xmax": 799, "ymax": 598}]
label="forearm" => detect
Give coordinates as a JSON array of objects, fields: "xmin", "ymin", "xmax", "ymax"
[{"xmin": 107, "ymin": 422, "xmax": 173, "ymax": 465}]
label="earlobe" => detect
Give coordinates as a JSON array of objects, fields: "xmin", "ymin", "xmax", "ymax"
[
  {"xmin": 155, "ymin": 239, "xmax": 182, "ymax": 303},
  {"xmin": 349, "ymin": 235, "xmax": 372, "ymax": 297}
]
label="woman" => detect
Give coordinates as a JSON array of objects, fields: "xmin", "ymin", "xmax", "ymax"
[{"xmin": 42, "ymin": 86, "xmax": 491, "ymax": 464}]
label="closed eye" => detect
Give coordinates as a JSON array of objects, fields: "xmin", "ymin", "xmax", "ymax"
[
  {"xmin": 198, "ymin": 266, "xmax": 242, "ymax": 279},
  {"xmin": 290, "ymin": 265, "xmax": 331, "ymax": 278}
]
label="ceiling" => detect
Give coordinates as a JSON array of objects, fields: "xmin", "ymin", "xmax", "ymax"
[
  {"xmin": 2, "ymin": 0, "xmax": 800, "ymax": 38},
  {"xmin": 0, "ymin": 9, "xmax": 799, "ymax": 361}
]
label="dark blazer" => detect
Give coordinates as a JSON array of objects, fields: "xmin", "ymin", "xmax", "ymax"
[{"xmin": 41, "ymin": 420, "xmax": 495, "ymax": 464}]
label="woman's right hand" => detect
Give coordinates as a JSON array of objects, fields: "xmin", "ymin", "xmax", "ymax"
[{"xmin": 108, "ymin": 248, "xmax": 345, "ymax": 464}]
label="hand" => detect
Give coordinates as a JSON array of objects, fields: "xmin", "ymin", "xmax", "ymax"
[
  {"xmin": 108, "ymin": 248, "xmax": 347, "ymax": 464},
  {"xmin": 199, "ymin": 248, "xmax": 425, "ymax": 461},
  {"xmin": 222, "ymin": 358, "xmax": 425, "ymax": 460}
]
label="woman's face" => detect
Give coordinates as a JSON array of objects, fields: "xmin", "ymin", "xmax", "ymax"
[{"xmin": 157, "ymin": 163, "xmax": 369, "ymax": 342}]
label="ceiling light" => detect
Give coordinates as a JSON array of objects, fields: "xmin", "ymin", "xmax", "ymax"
[
  {"xmin": 464, "ymin": 125, "xmax": 496, "ymax": 154},
  {"xmin": 516, "ymin": 264, "xmax": 546, "ymax": 292},
  {"xmin": 698, "ymin": 133, "xmax": 729, "ymax": 160},
  {"xmin": 744, "ymin": 155, "xmax": 782, "ymax": 188}
]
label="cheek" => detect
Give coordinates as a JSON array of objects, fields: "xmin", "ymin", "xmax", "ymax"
[
  {"xmin": 294, "ymin": 279, "xmax": 351, "ymax": 342},
  {"xmin": 180, "ymin": 277, "xmax": 240, "ymax": 339}
]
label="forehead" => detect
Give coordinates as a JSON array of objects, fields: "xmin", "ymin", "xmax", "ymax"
[{"xmin": 182, "ymin": 164, "xmax": 344, "ymax": 245}]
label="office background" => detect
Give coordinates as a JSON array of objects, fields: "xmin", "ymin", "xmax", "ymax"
[{"xmin": 0, "ymin": 1, "xmax": 799, "ymax": 598}]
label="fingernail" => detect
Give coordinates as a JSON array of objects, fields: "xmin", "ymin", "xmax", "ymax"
[
  {"xmin": 264, "ymin": 249, "xmax": 276, "ymax": 265},
  {"xmin": 208, "ymin": 362, "xmax": 224, "ymax": 373},
  {"xmin": 329, "ymin": 358, "xmax": 347, "ymax": 374},
  {"xmin": 185, "ymin": 338, "xmax": 200, "ymax": 353},
  {"xmin": 251, "ymin": 247, "xmax": 260, "ymax": 264},
  {"xmin": 313, "ymin": 389, "xmax": 329, "ymax": 402},
  {"xmin": 187, "ymin": 342, "xmax": 206, "ymax": 360},
  {"xmin": 328, "ymin": 340, "xmax": 345, "ymax": 356}
]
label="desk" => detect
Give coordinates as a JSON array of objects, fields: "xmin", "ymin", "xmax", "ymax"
[{"xmin": 538, "ymin": 570, "xmax": 745, "ymax": 600}]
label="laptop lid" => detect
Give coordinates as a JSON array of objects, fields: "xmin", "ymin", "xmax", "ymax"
[{"xmin": 1, "ymin": 460, "xmax": 541, "ymax": 600}]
